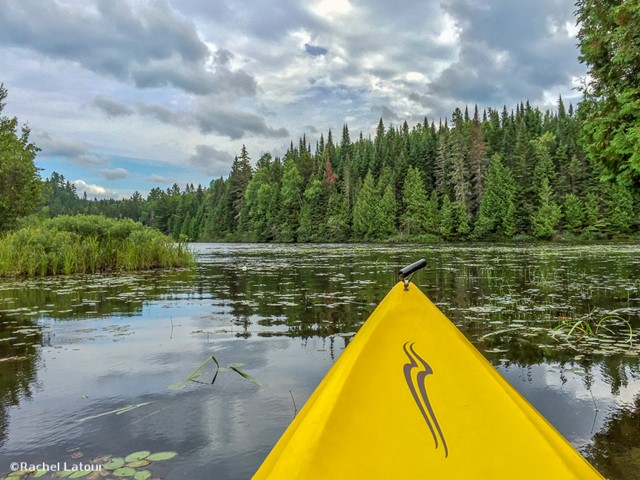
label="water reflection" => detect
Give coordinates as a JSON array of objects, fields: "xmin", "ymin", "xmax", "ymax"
[{"xmin": 0, "ymin": 243, "xmax": 639, "ymax": 479}]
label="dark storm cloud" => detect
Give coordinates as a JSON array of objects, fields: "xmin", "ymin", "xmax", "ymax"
[
  {"xmin": 0, "ymin": 0, "xmax": 256, "ymax": 96},
  {"xmin": 187, "ymin": 144, "xmax": 234, "ymax": 176},
  {"xmin": 93, "ymin": 96, "xmax": 134, "ymax": 118},
  {"xmin": 428, "ymin": 0, "xmax": 584, "ymax": 107}
]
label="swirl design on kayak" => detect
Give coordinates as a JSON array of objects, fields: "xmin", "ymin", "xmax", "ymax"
[{"xmin": 403, "ymin": 342, "xmax": 448, "ymax": 457}]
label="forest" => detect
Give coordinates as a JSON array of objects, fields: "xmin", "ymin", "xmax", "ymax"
[{"xmin": 42, "ymin": 98, "xmax": 639, "ymax": 243}]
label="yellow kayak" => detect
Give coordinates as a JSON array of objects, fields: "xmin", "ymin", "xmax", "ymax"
[{"xmin": 253, "ymin": 260, "xmax": 604, "ymax": 479}]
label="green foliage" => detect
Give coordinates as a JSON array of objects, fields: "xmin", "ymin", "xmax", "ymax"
[
  {"xmin": 0, "ymin": 215, "xmax": 193, "ymax": 277},
  {"xmin": 475, "ymin": 154, "xmax": 517, "ymax": 238},
  {"xmin": 352, "ymin": 171, "xmax": 378, "ymax": 240},
  {"xmin": 439, "ymin": 195, "xmax": 455, "ymax": 239},
  {"xmin": 531, "ymin": 178, "xmax": 562, "ymax": 239},
  {"xmin": 606, "ymin": 182, "xmax": 635, "ymax": 233},
  {"xmin": 36, "ymin": 101, "xmax": 640, "ymax": 243},
  {"xmin": 563, "ymin": 194, "xmax": 586, "ymax": 233},
  {"xmin": 576, "ymin": 0, "xmax": 640, "ymax": 187},
  {"xmin": 0, "ymin": 84, "xmax": 42, "ymax": 230},
  {"xmin": 401, "ymin": 166, "xmax": 429, "ymax": 236}
]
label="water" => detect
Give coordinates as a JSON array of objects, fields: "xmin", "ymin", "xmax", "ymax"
[{"xmin": 1, "ymin": 243, "xmax": 639, "ymax": 479}]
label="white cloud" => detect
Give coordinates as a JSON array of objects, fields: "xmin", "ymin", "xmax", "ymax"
[{"xmin": 73, "ymin": 179, "xmax": 107, "ymax": 197}]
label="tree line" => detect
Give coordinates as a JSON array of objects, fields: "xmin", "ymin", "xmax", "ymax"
[{"xmin": 42, "ymin": 98, "xmax": 639, "ymax": 242}]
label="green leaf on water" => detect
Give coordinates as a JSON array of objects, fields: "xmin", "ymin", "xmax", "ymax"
[
  {"xmin": 126, "ymin": 460, "xmax": 150, "ymax": 468},
  {"xmin": 103, "ymin": 457, "xmax": 125, "ymax": 470},
  {"xmin": 32, "ymin": 470, "xmax": 48, "ymax": 478},
  {"xmin": 146, "ymin": 451, "xmax": 177, "ymax": 461},
  {"xmin": 133, "ymin": 471, "xmax": 151, "ymax": 480},
  {"xmin": 68, "ymin": 471, "xmax": 91, "ymax": 478},
  {"xmin": 124, "ymin": 451, "xmax": 150, "ymax": 463},
  {"xmin": 53, "ymin": 471, "xmax": 74, "ymax": 478},
  {"xmin": 185, "ymin": 355, "xmax": 219, "ymax": 382},
  {"xmin": 112, "ymin": 467, "xmax": 136, "ymax": 477},
  {"xmin": 229, "ymin": 366, "xmax": 264, "ymax": 387}
]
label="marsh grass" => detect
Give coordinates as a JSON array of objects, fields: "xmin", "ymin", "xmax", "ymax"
[{"xmin": 0, "ymin": 215, "xmax": 194, "ymax": 277}]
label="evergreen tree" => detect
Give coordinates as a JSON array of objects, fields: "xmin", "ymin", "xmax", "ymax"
[
  {"xmin": 352, "ymin": 171, "xmax": 379, "ymax": 240},
  {"xmin": 563, "ymin": 194, "xmax": 586, "ymax": 233},
  {"xmin": 425, "ymin": 190, "xmax": 440, "ymax": 236},
  {"xmin": 378, "ymin": 183, "xmax": 397, "ymax": 239},
  {"xmin": 475, "ymin": 154, "xmax": 517, "ymax": 238},
  {"xmin": 576, "ymin": 0, "xmax": 640, "ymax": 187},
  {"xmin": 278, "ymin": 157, "xmax": 303, "ymax": 242},
  {"xmin": 298, "ymin": 179, "xmax": 327, "ymax": 242},
  {"xmin": 401, "ymin": 166, "xmax": 429, "ymax": 236},
  {"xmin": 439, "ymin": 195, "xmax": 455, "ymax": 239},
  {"xmin": 606, "ymin": 182, "xmax": 635, "ymax": 234},
  {"xmin": 531, "ymin": 178, "xmax": 562, "ymax": 239}
]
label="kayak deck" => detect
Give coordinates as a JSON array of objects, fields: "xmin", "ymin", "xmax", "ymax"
[{"xmin": 253, "ymin": 282, "xmax": 603, "ymax": 479}]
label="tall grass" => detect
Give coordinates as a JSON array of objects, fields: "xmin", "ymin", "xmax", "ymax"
[{"xmin": 0, "ymin": 215, "xmax": 194, "ymax": 277}]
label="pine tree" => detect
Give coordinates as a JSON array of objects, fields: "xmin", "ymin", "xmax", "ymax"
[
  {"xmin": 563, "ymin": 194, "xmax": 585, "ymax": 233},
  {"xmin": 352, "ymin": 171, "xmax": 379, "ymax": 240},
  {"xmin": 606, "ymin": 183, "xmax": 634, "ymax": 234},
  {"xmin": 531, "ymin": 178, "xmax": 562, "ymax": 239},
  {"xmin": 439, "ymin": 195, "xmax": 455, "ymax": 239},
  {"xmin": 425, "ymin": 190, "xmax": 440, "ymax": 235},
  {"xmin": 401, "ymin": 166, "xmax": 429, "ymax": 236},
  {"xmin": 377, "ymin": 184, "xmax": 397, "ymax": 239},
  {"xmin": 474, "ymin": 154, "xmax": 517, "ymax": 238},
  {"xmin": 278, "ymin": 158, "xmax": 303, "ymax": 241}
]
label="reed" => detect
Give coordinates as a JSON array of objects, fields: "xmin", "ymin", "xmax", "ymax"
[{"xmin": 0, "ymin": 215, "xmax": 194, "ymax": 277}]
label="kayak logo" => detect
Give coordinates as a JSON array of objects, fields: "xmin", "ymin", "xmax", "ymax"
[{"xmin": 402, "ymin": 342, "xmax": 449, "ymax": 458}]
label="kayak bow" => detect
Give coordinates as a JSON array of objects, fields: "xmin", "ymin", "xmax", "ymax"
[{"xmin": 253, "ymin": 261, "xmax": 603, "ymax": 479}]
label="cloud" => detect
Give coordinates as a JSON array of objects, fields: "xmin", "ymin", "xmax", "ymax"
[
  {"xmin": 93, "ymin": 96, "xmax": 134, "ymax": 118},
  {"xmin": 100, "ymin": 167, "xmax": 129, "ymax": 181},
  {"xmin": 33, "ymin": 131, "xmax": 90, "ymax": 158},
  {"xmin": 73, "ymin": 179, "xmax": 108, "ymax": 197},
  {"xmin": 0, "ymin": 0, "xmax": 256, "ymax": 97},
  {"xmin": 147, "ymin": 174, "xmax": 171, "ymax": 185},
  {"xmin": 371, "ymin": 105, "xmax": 400, "ymax": 122},
  {"xmin": 187, "ymin": 145, "xmax": 234, "ymax": 176},
  {"xmin": 305, "ymin": 44, "xmax": 328, "ymax": 56},
  {"xmin": 426, "ymin": 0, "xmax": 584, "ymax": 109},
  {"xmin": 193, "ymin": 101, "xmax": 290, "ymax": 139}
]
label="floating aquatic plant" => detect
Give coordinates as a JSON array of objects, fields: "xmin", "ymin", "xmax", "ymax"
[
  {"xmin": 0, "ymin": 450, "xmax": 178, "ymax": 480},
  {"xmin": 169, "ymin": 354, "xmax": 263, "ymax": 390}
]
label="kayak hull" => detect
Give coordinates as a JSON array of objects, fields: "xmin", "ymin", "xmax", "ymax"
[{"xmin": 253, "ymin": 282, "xmax": 603, "ymax": 479}]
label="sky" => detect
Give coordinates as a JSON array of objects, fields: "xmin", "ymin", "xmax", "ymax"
[{"xmin": 0, "ymin": 0, "xmax": 585, "ymax": 199}]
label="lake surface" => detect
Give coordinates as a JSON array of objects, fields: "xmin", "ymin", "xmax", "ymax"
[{"xmin": 1, "ymin": 243, "xmax": 640, "ymax": 479}]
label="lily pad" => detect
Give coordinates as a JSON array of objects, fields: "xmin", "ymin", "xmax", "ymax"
[
  {"xmin": 68, "ymin": 471, "xmax": 92, "ymax": 478},
  {"xmin": 126, "ymin": 460, "xmax": 150, "ymax": 468},
  {"xmin": 146, "ymin": 451, "xmax": 177, "ymax": 461},
  {"xmin": 113, "ymin": 467, "xmax": 136, "ymax": 477},
  {"xmin": 124, "ymin": 451, "xmax": 150, "ymax": 463},
  {"xmin": 53, "ymin": 471, "xmax": 75, "ymax": 478},
  {"xmin": 103, "ymin": 457, "xmax": 125, "ymax": 470},
  {"xmin": 133, "ymin": 471, "xmax": 152, "ymax": 480}
]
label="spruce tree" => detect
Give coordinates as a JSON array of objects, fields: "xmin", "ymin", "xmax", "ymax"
[
  {"xmin": 563, "ymin": 194, "xmax": 585, "ymax": 233},
  {"xmin": 531, "ymin": 178, "xmax": 562, "ymax": 239},
  {"xmin": 401, "ymin": 166, "xmax": 429, "ymax": 236}
]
